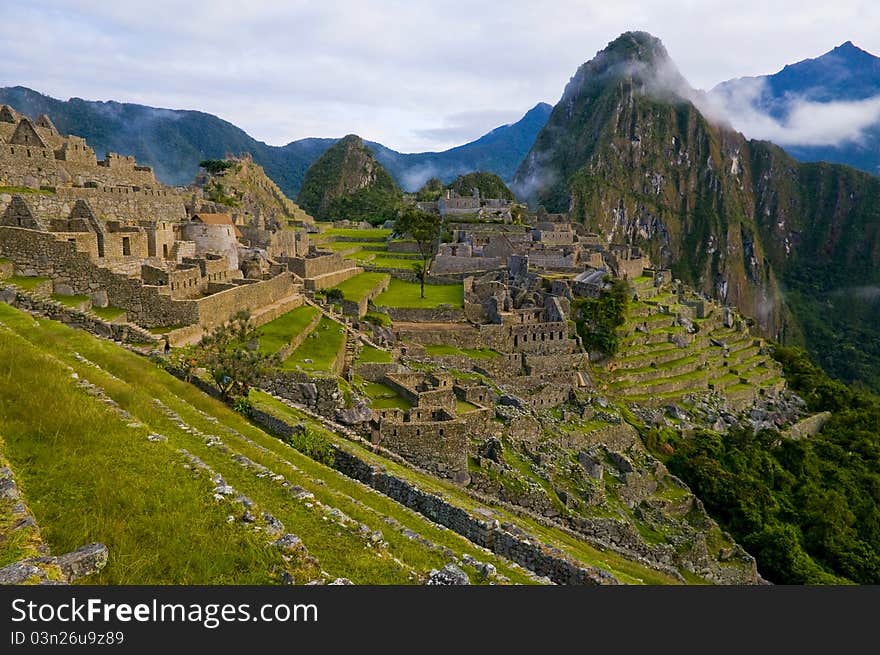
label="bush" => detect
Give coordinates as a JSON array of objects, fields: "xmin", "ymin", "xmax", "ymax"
[{"xmin": 282, "ymin": 426, "xmax": 335, "ymax": 466}]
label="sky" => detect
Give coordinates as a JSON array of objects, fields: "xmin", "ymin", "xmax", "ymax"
[{"xmin": 1, "ymin": 0, "xmax": 878, "ymax": 152}]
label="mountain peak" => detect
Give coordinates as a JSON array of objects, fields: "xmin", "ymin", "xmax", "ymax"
[{"xmin": 558, "ymin": 31, "xmax": 689, "ymax": 107}]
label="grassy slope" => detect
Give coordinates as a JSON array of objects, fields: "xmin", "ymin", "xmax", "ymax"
[
  {"xmin": 251, "ymin": 392, "xmax": 686, "ymax": 585},
  {"xmin": 257, "ymin": 305, "xmax": 319, "ymax": 355},
  {"xmin": 281, "ymin": 316, "xmax": 346, "ymax": 374},
  {"xmin": 0, "ymin": 304, "xmax": 537, "ymax": 585},
  {"xmin": 374, "ymin": 279, "xmax": 464, "ymax": 309},
  {"xmin": 331, "ymin": 272, "xmax": 390, "ymax": 303}
]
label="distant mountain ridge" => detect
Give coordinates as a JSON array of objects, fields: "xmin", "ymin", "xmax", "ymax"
[
  {"xmin": 0, "ymin": 86, "xmax": 551, "ymax": 196},
  {"xmin": 711, "ymin": 41, "xmax": 880, "ymax": 174}
]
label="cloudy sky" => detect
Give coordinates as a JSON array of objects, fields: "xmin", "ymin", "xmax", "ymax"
[{"xmin": 1, "ymin": 1, "xmax": 878, "ymax": 152}]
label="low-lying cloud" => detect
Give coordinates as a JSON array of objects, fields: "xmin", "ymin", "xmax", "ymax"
[{"xmin": 708, "ymin": 78, "xmax": 880, "ymax": 146}]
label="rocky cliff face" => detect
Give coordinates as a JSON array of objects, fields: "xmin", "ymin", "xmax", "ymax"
[
  {"xmin": 296, "ymin": 134, "xmax": 401, "ymax": 223},
  {"xmin": 514, "ymin": 32, "xmax": 880, "ymax": 386}
]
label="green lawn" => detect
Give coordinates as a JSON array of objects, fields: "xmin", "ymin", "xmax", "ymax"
[
  {"xmin": 331, "ymin": 272, "xmax": 390, "ymax": 303},
  {"xmin": 0, "ymin": 311, "xmax": 293, "ymax": 583},
  {"xmin": 257, "ymin": 305, "xmax": 319, "ymax": 354},
  {"xmin": 374, "ymin": 279, "xmax": 463, "ymax": 309},
  {"xmin": 366, "ymin": 258, "xmax": 423, "ymax": 271},
  {"xmin": 456, "ymin": 399, "xmax": 479, "ymax": 414},
  {"xmin": 281, "ymin": 316, "xmax": 346, "ymax": 374},
  {"xmin": 6, "ymin": 275, "xmax": 50, "ymax": 291},
  {"xmin": 424, "ymin": 344, "xmax": 500, "ymax": 359},
  {"xmin": 51, "ymin": 294, "xmax": 89, "ymax": 308},
  {"xmin": 362, "ymin": 381, "xmax": 412, "ymax": 410},
  {"xmin": 91, "ymin": 306, "xmax": 127, "ymax": 321},
  {"xmin": 0, "ymin": 304, "xmax": 538, "ymax": 585},
  {"xmin": 357, "ymin": 344, "xmax": 393, "ymax": 364},
  {"xmin": 321, "ymin": 228, "xmax": 391, "ymax": 240},
  {"xmin": 325, "ymin": 241, "xmax": 389, "ymax": 253}
]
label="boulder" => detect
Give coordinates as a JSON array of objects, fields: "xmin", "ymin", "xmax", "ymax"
[
  {"xmin": 55, "ymin": 543, "xmax": 109, "ymax": 582},
  {"xmin": 426, "ymin": 563, "xmax": 470, "ymax": 585}
]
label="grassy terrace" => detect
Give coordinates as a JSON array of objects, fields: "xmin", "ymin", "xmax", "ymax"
[
  {"xmin": 257, "ymin": 305, "xmax": 319, "ymax": 355},
  {"xmin": 6, "ymin": 275, "xmax": 50, "ymax": 291},
  {"xmin": 361, "ymin": 381, "xmax": 412, "ymax": 410},
  {"xmin": 424, "ymin": 344, "xmax": 501, "ymax": 359},
  {"xmin": 251, "ymin": 392, "xmax": 687, "ymax": 585},
  {"xmin": 364, "ymin": 256, "xmax": 423, "ymax": 271},
  {"xmin": 51, "ymin": 294, "xmax": 89, "ymax": 308},
  {"xmin": 319, "ymin": 228, "xmax": 392, "ymax": 239},
  {"xmin": 374, "ymin": 279, "xmax": 463, "ymax": 309},
  {"xmin": 331, "ymin": 272, "xmax": 390, "ymax": 303},
  {"xmin": 282, "ymin": 316, "xmax": 346, "ymax": 374},
  {"xmin": 0, "ymin": 304, "xmax": 535, "ymax": 584},
  {"xmin": 91, "ymin": 306, "xmax": 126, "ymax": 321},
  {"xmin": 356, "ymin": 344, "xmax": 393, "ymax": 364}
]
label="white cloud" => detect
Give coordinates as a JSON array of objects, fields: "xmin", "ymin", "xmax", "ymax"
[
  {"xmin": 708, "ymin": 78, "xmax": 880, "ymax": 146},
  {"xmin": 0, "ymin": 1, "xmax": 878, "ymax": 152}
]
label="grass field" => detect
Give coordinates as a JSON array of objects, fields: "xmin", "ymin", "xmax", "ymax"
[
  {"xmin": 281, "ymin": 316, "xmax": 346, "ymax": 374},
  {"xmin": 256, "ymin": 305, "xmax": 319, "ymax": 355},
  {"xmin": 51, "ymin": 294, "xmax": 89, "ymax": 308},
  {"xmin": 6, "ymin": 275, "xmax": 50, "ymax": 291},
  {"xmin": 0, "ymin": 302, "xmax": 700, "ymax": 585},
  {"xmin": 320, "ymin": 228, "xmax": 391, "ymax": 239},
  {"xmin": 331, "ymin": 272, "xmax": 390, "ymax": 303},
  {"xmin": 374, "ymin": 279, "xmax": 463, "ymax": 309},
  {"xmin": 0, "ymin": 303, "xmax": 537, "ymax": 585},
  {"xmin": 362, "ymin": 381, "xmax": 412, "ymax": 409},
  {"xmin": 357, "ymin": 344, "xmax": 393, "ymax": 364},
  {"xmin": 91, "ymin": 306, "xmax": 127, "ymax": 321}
]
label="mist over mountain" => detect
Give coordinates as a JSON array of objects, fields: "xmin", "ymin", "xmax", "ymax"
[
  {"xmin": 710, "ymin": 41, "xmax": 880, "ymax": 175},
  {"xmin": 514, "ymin": 31, "xmax": 880, "ymax": 390},
  {"xmin": 0, "ymin": 86, "xmax": 550, "ymax": 196}
]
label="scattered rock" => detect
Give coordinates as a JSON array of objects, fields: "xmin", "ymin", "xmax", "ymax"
[
  {"xmin": 55, "ymin": 543, "xmax": 109, "ymax": 582},
  {"xmin": 426, "ymin": 563, "xmax": 470, "ymax": 585}
]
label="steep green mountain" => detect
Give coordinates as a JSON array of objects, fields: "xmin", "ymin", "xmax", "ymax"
[
  {"xmin": 297, "ymin": 135, "xmax": 402, "ymax": 224},
  {"xmin": 447, "ymin": 171, "xmax": 514, "ymax": 200},
  {"xmin": 514, "ymin": 31, "xmax": 880, "ymax": 390},
  {"xmin": 0, "ymin": 87, "xmax": 550, "ymax": 195}
]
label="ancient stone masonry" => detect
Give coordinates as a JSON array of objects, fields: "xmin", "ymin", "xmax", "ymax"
[
  {"xmin": 0, "ymin": 108, "xmax": 321, "ymax": 332},
  {"xmin": 285, "ymin": 246, "xmax": 362, "ymax": 291}
]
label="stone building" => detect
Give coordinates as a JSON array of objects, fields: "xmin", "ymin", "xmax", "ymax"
[{"xmin": 0, "ymin": 109, "xmax": 307, "ymax": 333}]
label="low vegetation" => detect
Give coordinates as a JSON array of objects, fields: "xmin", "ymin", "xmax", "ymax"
[
  {"xmin": 374, "ymin": 279, "xmax": 463, "ymax": 309},
  {"xmin": 282, "ymin": 316, "xmax": 346, "ymax": 374}
]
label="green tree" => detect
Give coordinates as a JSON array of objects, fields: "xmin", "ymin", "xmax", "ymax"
[
  {"xmin": 194, "ymin": 311, "xmax": 279, "ymax": 398},
  {"xmin": 395, "ymin": 205, "xmax": 441, "ymax": 299},
  {"xmin": 572, "ymin": 277, "xmax": 629, "ymax": 356}
]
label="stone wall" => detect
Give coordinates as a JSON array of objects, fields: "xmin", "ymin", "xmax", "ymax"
[
  {"xmin": 0, "ymin": 284, "xmax": 158, "ymax": 345},
  {"xmin": 261, "ymin": 371, "xmax": 340, "ymax": 416},
  {"xmin": 326, "ymin": 449, "xmax": 616, "ymax": 584},
  {"xmin": 0, "ymin": 145, "xmax": 159, "ymax": 190},
  {"xmin": 288, "ymin": 250, "xmax": 346, "ymax": 279},
  {"xmin": 0, "ymin": 226, "xmax": 299, "ymax": 329},
  {"xmin": 0, "ymin": 226, "xmax": 199, "ymax": 327},
  {"xmin": 181, "ymin": 222, "xmax": 240, "ymax": 270},
  {"xmin": 372, "ymin": 417, "xmax": 469, "ymax": 483},
  {"xmin": 18, "ymin": 187, "xmax": 186, "ymax": 225},
  {"xmin": 431, "ymin": 255, "xmax": 503, "ymax": 276},
  {"xmin": 339, "ymin": 274, "xmax": 389, "ymax": 318},
  {"xmin": 191, "ymin": 273, "xmax": 300, "ymax": 330},
  {"xmin": 375, "ymin": 305, "xmax": 466, "ymax": 323}
]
